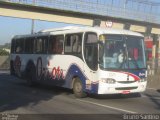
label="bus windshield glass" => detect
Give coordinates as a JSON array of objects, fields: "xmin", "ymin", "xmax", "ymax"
[{"xmin": 99, "ymin": 35, "xmax": 146, "ymax": 70}]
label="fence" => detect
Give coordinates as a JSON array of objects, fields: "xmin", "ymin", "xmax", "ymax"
[
  {"xmin": 0, "ymin": 56, "xmax": 10, "ymax": 70},
  {"xmin": 0, "ymin": 49, "xmax": 10, "ymax": 56},
  {"xmin": 1, "ymin": 0, "xmax": 160, "ymax": 24}
]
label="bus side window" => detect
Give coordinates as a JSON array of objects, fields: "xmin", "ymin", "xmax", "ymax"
[
  {"xmin": 34, "ymin": 36, "xmax": 48, "ymax": 54},
  {"xmin": 35, "ymin": 38, "xmax": 42, "ymax": 54},
  {"xmin": 15, "ymin": 38, "xmax": 24, "ymax": 54},
  {"xmin": 25, "ymin": 37, "xmax": 34, "ymax": 54},
  {"xmin": 64, "ymin": 33, "xmax": 82, "ymax": 58},
  {"xmin": 72, "ymin": 35, "xmax": 82, "ymax": 54},
  {"xmin": 49, "ymin": 35, "xmax": 64, "ymax": 54},
  {"xmin": 65, "ymin": 35, "xmax": 72, "ymax": 53}
]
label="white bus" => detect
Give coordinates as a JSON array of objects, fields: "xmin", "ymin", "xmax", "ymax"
[{"xmin": 10, "ymin": 26, "xmax": 147, "ymax": 98}]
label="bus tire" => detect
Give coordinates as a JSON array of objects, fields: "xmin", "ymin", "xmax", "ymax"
[
  {"xmin": 10, "ymin": 61, "xmax": 15, "ymax": 75},
  {"xmin": 73, "ymin": 78, "xmax": 87, "ymax": 98},
  {"xmin": 27, "ymin": 65, "xmax": 36, "ymax": 87}
]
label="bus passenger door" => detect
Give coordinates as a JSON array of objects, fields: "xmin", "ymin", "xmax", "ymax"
[
  {"xmin": 83, "ymin": 32, "xmax": 98, "ymax": 90},
  {"xmin": 84, "ymin": 44, "xmax": 98, "ymax": 72}
]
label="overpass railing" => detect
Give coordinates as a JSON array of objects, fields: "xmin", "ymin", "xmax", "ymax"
[{"xmin": 1, "ymin": 0, "xmax": 160, "ymax": 24}]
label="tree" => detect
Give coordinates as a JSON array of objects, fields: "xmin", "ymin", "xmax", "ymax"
[{"xmin": 0, "ymin": 49, "xmax": 9, "ymax": 56}]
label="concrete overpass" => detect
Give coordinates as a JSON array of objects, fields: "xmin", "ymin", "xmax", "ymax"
[
  {"xmin": 0, "ymin": 0, "xmax": 160, "ymax": 34},
  {"xmin": 0, "ymin": 0, "xmax": 160, "ymax": 71}
]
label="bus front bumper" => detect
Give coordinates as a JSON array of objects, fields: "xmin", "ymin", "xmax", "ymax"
[{"xmin": 98, "ymin": 81, "xmax": 147, "ymax": 94}]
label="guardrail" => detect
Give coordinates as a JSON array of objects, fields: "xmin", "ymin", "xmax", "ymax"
[
  {"xmin": 0, "ymin": 56, "xmax": 10, "ymax": 70},
  {"xmin": 1, "ymin": 0, "xmax": 160, "ymax": 24}
]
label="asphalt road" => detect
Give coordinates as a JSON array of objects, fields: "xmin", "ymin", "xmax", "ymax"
[{"xmin": 0, "ymin": 71, "xmax": 160, "ymax": 120}]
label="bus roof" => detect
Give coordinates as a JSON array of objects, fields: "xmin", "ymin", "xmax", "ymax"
[{"xmin": 13, "ymin": 26, "xmax": 143, "ymax": 39}]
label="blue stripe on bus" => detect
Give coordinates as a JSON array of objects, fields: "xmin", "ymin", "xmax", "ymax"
[
  {"xmin": 64, "ymin": 64, "xmax": 98, "ymax": 94},
  {"xmin": 64, "ymin": 64, "xmax": 87, "ymax": 90},
  {"xmin": 127, "ymin": 69, "xmax": 146, "ymax": 79}
]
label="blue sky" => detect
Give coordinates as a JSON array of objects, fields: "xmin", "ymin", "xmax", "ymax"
[
  {"xmin": 0, "ymin": 0, "xmax": 160, "ymax": 45},
  {"xmin": 0, "ymin": 16, "xmax": 77, "ymax": 45}
]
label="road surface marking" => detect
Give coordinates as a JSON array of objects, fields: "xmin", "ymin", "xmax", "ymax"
[
  {"xmin": 141, "ymin": 94, "xmax": 160, "ymax": 100},
  {"xmin": 147, "ymin": 88, "xmax": 157, "ymax": 91},
  {"xmin": 77, "ymin": 99, "xmax": 137, "ymax": 114},
  {"xmin": 153, "ymin": 97, "xmax": 160, "ymax": 100},
  {"xmin": 141, "ymin": 94, "xmax": 147, "ymax": 98}
]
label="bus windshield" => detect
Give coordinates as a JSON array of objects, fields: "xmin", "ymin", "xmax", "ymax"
[{"xmin": 99, "ymin": 35, "xmax": 146, "ymax": 70}]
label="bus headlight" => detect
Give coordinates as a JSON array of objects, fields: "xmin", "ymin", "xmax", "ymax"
[{"xmin": 100, "ymin": 78, "xmax": 116, "ymax": 84}]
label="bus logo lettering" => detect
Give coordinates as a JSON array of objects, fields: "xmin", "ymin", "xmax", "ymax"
[
  {"xmin": 139, "ymin": 73, "xmax": 145, "ymax": 77},
  {"xmin": 52, "ymin": 66, "xmax": 64, "ymax": 80}
]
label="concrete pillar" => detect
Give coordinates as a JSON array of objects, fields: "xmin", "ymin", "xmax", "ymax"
[
  {"xmin": 144, "ymin": 36, "xmax": 153, "ymax": 60},
  {"xmin": 92, "ymin": 19, "xmax": 101, "ymax": 27},
  {"xmin": 157, "ymin": 35, "xmax": 160, "ymax": 68},
  {"xmin": 144, "ymin": 26, "xmax": 153, "ymax": 75},
  {"xmin": 123, "ymin": 23, "xmax": 130, "ymax": 30},
  {"xmin": 152, "ymin": 34, "xmax": 159, "ymax": 73},
  {"xmin": 146, "ymin": 25, "xmax": 152, "ymax": 36}
]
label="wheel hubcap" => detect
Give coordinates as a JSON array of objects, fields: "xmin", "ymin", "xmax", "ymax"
[{"xmin": 75, "ymin": 82, "xmax": 82, "ymax": 93}]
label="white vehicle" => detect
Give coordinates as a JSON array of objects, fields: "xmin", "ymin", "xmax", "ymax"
[{"xmin": 10, "ymin": 26, "xmax": 147, "ymax": 98}]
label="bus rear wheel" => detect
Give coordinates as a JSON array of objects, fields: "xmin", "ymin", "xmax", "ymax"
[
  {"xmin": 27, "ymin": 65, "xmax": 36, "ymax": 87},
  {"xmin": 73, "ymin": 78, "xmax": 86, "ymax": 98},
  {"xmin": 10, "ymin": 61, "xmax": 15, "ymax": 75}
]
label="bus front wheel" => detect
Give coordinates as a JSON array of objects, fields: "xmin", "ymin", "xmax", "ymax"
[{"xmin": 73, "ymin": 78, "xmax": 86, "ymax": 98}]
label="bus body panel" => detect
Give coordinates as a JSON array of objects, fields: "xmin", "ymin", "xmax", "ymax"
[{"xmin": 10, "ymin": 26, "xmax": 147, "ymax": 96}]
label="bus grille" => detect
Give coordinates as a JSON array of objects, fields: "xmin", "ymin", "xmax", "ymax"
[
  {"xmin": 117, "ymin": 81, "xmax": 136, "ymax": 84},
  {"xmin": 115, "ymin": 87, "xmax": 138, "ymax": 90}
]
